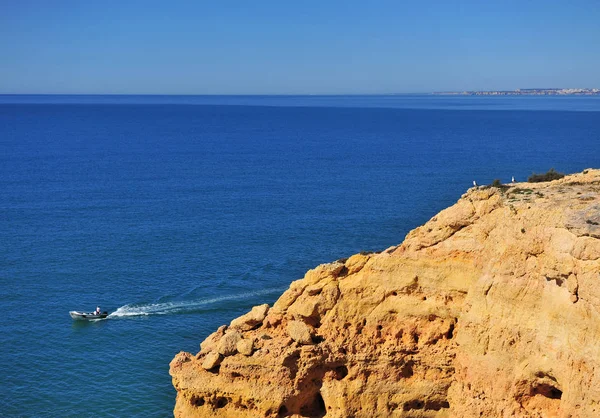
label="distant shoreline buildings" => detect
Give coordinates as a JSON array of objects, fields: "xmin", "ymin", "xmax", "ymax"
[{"xmin": 433, "ymin": 88, "xmax": 600, "ymax": 96}]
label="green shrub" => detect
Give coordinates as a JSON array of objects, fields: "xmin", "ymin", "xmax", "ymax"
[
  {"xmin": 484, "ymin": 178, "xmax": 510, "ymax": 192},
  {"xmin": 528, "ymin": 168, "xmax": 565, "ymax": 183},
  {"xmin": 511, "ymin": 187, "xmax": 533, "ymax": 194}
]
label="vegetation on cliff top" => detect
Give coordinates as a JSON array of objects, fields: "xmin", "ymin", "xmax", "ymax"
[{"xmin": 528, "ymin": 168, "xmax": 565, "ymax": 183}]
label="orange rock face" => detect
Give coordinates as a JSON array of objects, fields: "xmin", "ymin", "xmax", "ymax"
[{"xmin": 170, "ymin": 169, "xmax": 600, "ymax": 418}]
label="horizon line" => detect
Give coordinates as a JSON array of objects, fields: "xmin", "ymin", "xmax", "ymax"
[
  {"xmin": 0, "ymin": 92, "xmax": 433, "ymax": 96},
  {"xmin": 2, "ymin": 89, "xmax": 598, "ymax": 97}
]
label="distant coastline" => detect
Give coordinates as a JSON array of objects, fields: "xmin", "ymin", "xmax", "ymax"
[{"xmin": 433, "ymin": 88, "xmax": 600, "ymax": 96}]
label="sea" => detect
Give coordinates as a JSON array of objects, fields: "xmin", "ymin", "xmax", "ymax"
[{"xmin": 1, "ymin": 94, "xmax": 599, "ymax": 417}]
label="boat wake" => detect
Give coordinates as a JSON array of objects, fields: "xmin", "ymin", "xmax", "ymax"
[{"xmin": 108, "ymin": 287, "xmax": 286, "ymax": 318}]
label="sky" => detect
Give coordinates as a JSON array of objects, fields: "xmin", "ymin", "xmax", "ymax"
[{"xmin": 1, "ymin": 0, "xmax": 599, "ymax": 94}]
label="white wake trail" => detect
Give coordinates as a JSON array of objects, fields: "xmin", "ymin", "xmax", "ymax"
[{"xmin": 108, "ymin": 287, "xmax": 286, "ymax": 318}]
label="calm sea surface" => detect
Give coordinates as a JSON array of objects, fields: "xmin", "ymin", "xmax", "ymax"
[{"xmin": 1, "ymin": 95, "xmax": 599, "ymax": 417}]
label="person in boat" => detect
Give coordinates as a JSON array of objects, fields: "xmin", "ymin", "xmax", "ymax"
[{"xmin": 95, "ymin": 306, "xmax": 101, "ymax": 315}]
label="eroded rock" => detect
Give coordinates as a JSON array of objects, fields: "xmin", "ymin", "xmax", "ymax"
[
  {"xmin": 230, "ymin": 304, "xmax": 269, "ymax": 330},
  {"xmin": 236, "ymin": 338, "xmax": 254, "ymax": 356},
  {"xmin": 286, "ymin": 320, "xmax": 314, "ymax": 345},
  {"xmin": 199, "ymin": 325, "xmax": 227, "ymax": 354},
  {"xmin": 201, "ymin": 351, "xmax": 223, "ymax": 370},
  {"xmin": 171, "ymin": 169, "xmax": 600, "ymax": 418},
  {"xmin": 217, "ymin": 330, "xmax": 242, "ymax": 356}
]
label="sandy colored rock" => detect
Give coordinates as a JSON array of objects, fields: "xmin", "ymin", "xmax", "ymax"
[
  {"xmin": 171, "ymin": 169, "xmax": 600, "ymax": 418},
  {"xmin": 344, "ymin": 253, "xmax": 371, "ymax": 274},
  {"xmin": 217, "ymin": 330, "xmax": 242, "ymax": 357},
  {"xmin": 201, "ymin": 351, "xmax": 222, "ymax": 370},
  {"xmin": 236, "ymin": 338, "xmax": 254, "ymax": 356},
  {"xmin": 199, "ymin": 325, "xmax": 227, "ymax": 354},
  {"xmin": 286, "ymin": 320, "xmax": 314, "ymax": 345},
  {"xmin": 230, "ymin": 303, "xmax": 269, "ymax": 330},
  {"xmin": 170, "ymin": 351, "xmax": 193, "ymax": 369}
]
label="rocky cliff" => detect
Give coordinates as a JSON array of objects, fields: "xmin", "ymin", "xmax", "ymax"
[{"xmin": 170, "ymin": 169, "xmax": 600, "ymax": 418}]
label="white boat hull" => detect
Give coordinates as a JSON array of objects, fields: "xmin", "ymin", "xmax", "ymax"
[{"xmin": 70, "ymin": 311, "xmax": 108, "ymax": 320}]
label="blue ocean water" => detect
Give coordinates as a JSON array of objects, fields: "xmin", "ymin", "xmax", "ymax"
[{"xmin": 1, "ymin": 95, "xmax": 599, "ymax": 417}]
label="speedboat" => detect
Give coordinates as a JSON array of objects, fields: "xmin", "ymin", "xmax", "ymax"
[{"xmin": 70, "ymin": 310, "xmax": 108, "ymax": 320}]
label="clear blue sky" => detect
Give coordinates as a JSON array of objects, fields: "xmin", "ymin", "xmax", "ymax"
[{"xmin": 1, "ymin": 0, "xmax": 599, "ymax": 94}]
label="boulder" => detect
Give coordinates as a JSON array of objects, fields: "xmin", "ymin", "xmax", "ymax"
[
  {"xmin": 217, "ymin": 330, "xmax": 242, "ymax": 356},
  {"xmin": 236, "ymin": 338, "xmax": 254, "ymax": 356},
  {"xmin": 199, "ymin": 325, "xmax": 227, "ymax": 354},
  {"xmin": 201, "ymin": 352, "xmax": 223, "ymax": 370},
  {"xmin": 345, "ymin": 253, "xmax": 371, "ymax": 275},
  {"xmin": 230, "ymin": 304, "xmax": 269, "ymax": 331},
  {"xmin": 286, "ymin": 320, "xmax": 314, "ymax": 345}
]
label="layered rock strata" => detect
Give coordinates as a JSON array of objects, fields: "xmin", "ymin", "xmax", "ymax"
[{"xmin": 171, "ymin": 169, "xmax": 600, "ymax": 418}]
